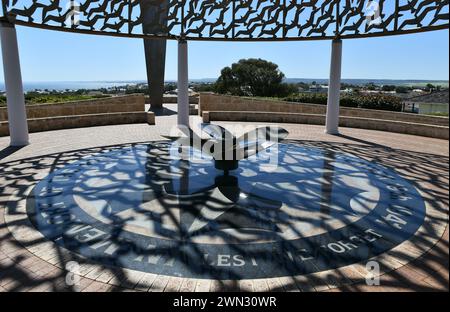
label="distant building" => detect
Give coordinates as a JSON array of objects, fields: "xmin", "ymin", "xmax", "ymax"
[
  {"xmin": 308, "ymin": 85, "xmax": 328, "ymax": 93},
  {"xmin": 403, "ymin": 90, "xmax": 449, "ymax": 115},
  {"xmin": 170, "ymin": 88, "xmax": 196, "ymax": 96},
  {"xmin": 31, "ymin": 90, "xmax": 50, "ymax": 95}
]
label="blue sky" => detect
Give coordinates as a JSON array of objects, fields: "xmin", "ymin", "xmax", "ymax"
[{"xmin": 0, "ymin": 25, "xmax": 448, "ymax": 82}]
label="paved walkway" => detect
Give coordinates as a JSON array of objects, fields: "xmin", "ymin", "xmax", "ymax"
[{"xmin": 0, "ymin": 114, "xmax": 448, "ymax": 292}]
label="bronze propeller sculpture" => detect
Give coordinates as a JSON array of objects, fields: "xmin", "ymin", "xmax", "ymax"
[
  {"xmin": 160, "ymin": 124, "xmax": 289, "ymax": 236},
  {"xmin": 162, "ymin": 124, "xmax": 289, "ymax": 174}
]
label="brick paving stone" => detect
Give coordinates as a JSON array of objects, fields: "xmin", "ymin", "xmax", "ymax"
[
  {"xmin": 423, "ymin": 276, "xmax": 450, "ymax": 291},
  {"xmin": 84, "ymin": 266, "xmax": 108, "ymax": 280},
  {"xmin": 0, "ymin": 278, "xmax": 18, "ymax": 290},
  {"xmin": 75, "ymin": 277, "xmax": 97, "ymax": 292},
  {"xmin": 164, "ymin": 277, "xmax": 184, "ymax": 292},
  {"xmin": 335, "ymin": 266, "xmax": 366, "ymax": 284},
  {"xmin": 278, "ymin": 277, "xmax": 300, "ymax": 292},
  {"xmin": 134, "ymin": 273, "xmax": 157, "ymax": 292},
  {"xmin": 95, "ymin": 269, "xmax": 117, "ymax": 284},
  {"xmin": 306, "ymin": 273, "xmax": 335, "ymax": 292},
  {"xmin": 179, "ymin": 279, "xmax": 197, "ymax": 292},
  {"xmin": 265, "ymin": 278, "xmax": 284, "ymax": 292},
  {"xmin": 27, "ymin": 282, "xmax": 54, "ymax": 292},
  {"xmin": 379, "ymin": 274, "xmax": 429, "ymax": 292},
  {"xmin": 118, "ymin": 270, "xmax": 145, "ymax": 289},
  {"xmin": 52, "ymin": 277, "xmax": 73, "ymax": 292},
  {"xmin": 412, "ymin": 257, "xmax": 448, "ymax": 279},
  {"xmin": 252, "ymin": 279, "xmax": 269, "ymax": 292},
  {"xmin": 15, "ymin": 255, "xmax": 37, "ymax": 268},
  {"xmin": 0, "ymin": 257, "xmax": 15, "ymax": 267},
  {"xmin": 82, "ymin": 280, "xmax": 112, "ymax": 292},
  {"xmin": 292, "ymin": 275, "xmax": 317, "ymax": 292},
  {"xmin": 396, "ymin": 265, "xmax": 429, "ymax": 282},
  {"xmin": 0, "ymin": 120, "xmax": 448, "ymax": 293},
  {"xmin": 149, "ymin": 275, "xmax": 170, "ymax": 292},
  {"xmin": 209, "ymin": 280, "xmax": 224, "ymax": 292},
  {"xmin": 215, "ymin": 280, "xmax": 239, "ymax": 292},
  {"xmin": 26, "ymin": 259, "xmax": 51, "ymax": 274},
  {"xmin": 195, "ymin": 279, "xmax": 212, "ymax": 292},
  {"xmin": 34, "ymin": 264, "xmax": 59, "ymax": 278}
]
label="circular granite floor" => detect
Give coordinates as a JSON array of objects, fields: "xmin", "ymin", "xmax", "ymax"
[{"xmin": 0, "ymin": 115, "xmax": 448, "ymax": 292}]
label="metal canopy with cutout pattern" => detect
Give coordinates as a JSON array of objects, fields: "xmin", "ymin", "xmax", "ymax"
[{"xmin": 1, "ymin": 0, "xmax": 448, "ymax": 41}]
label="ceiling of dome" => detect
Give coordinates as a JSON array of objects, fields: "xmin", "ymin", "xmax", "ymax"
[{"xmin": 1, "ymin": 0, "xmax": 448, "ymax": 41}]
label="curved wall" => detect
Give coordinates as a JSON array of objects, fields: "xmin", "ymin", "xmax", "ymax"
[
  {"xmin": 200, "ymin": 93, "xmax": 449, "ymax": 139},
  {"xmin": 0, "ymin": 94, "xmax": 154, "ymax": 137}
]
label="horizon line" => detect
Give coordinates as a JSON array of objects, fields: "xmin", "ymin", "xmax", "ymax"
[{"xmin": 2, "ymin": 78, "xmax": 449, "ymax": 84}]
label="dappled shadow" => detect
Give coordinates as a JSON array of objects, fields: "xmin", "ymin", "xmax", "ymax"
[
  {"xmin": 150, "ymin": 106, "xmax": 178, "ymax": 117},
  {"xmin": 0, "ymin": 138, "xmax": 448, "ymax": 292},
  {"xmin": 333, "ymin": 133, "xmax": 388, "ymax": 148},
  {"xmin": 0, "ymin": 146, "xmax": 25, "ymax": 161}
]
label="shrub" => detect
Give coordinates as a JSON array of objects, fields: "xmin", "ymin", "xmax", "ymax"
[
  {"xmin": 1, "ymin": 94, "xmax": 111, "ymax": 106},
  {"xmin": 354, "ymin": 94, "xmax": 403, "ymax": 111},
  {"xmin": 395, "ymin": 86, "xmax": 410, "ymax": 94},
  {"xmin": 285, "ymin": 93, "xmax": 328, "ymax": 105},
  {"xmin": 24, "ymin": 94, "xmax": 110, "ymax": 104},
  {"xmin": 285, "ymin": 93, "xmax": 403, "ymax": 112}
]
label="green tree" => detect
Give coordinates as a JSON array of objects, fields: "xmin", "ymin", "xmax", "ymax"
[
  {"xmin": 395, "ymin": 86, "xmax": 410, "ymax": 94},
  {"xmin": 215, "ymin": 58, "xmax": 292, "ymax": 97},
  {"xmin": 164, "ymin": 84, "xmax": 177, "ymax": 93},
  {"xmin": 426, "ymin": 83, "xmax": 436, "ymax": 92},
  {"xmin": 382, "ymin": 85, "xmax": 396, "ymax": 92},
  {"xmin": 366, "ymin": 82, "xmax": 377, "ymax": 91}
]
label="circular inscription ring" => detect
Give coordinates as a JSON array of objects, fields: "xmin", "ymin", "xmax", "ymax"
[{"xmin": 26, "ymin": 142, "xmax": 426, "ymax": 280}]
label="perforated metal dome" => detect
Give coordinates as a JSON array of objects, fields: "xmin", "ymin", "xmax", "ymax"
[{"xmin": 1, "ymin": 0, "xmax": 448, "ymax": 41}]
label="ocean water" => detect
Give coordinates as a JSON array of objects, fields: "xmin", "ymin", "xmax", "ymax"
[
  {"xmin": 0, "ymin": 81, "xmax": 146, "ymax": 92},
  {"xmin": 0, "ymin": 79, "xmax": 448, "ymax": 93}
]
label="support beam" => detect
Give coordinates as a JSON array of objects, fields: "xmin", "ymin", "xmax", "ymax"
[
  {"xmin": 325, "ymin": 39, "xmax": 343, "ymax": 135},
  {"xmin": 143, "ymin": 39, "xmax": 166, "ymax": 109},
  {"xmin": 0, "ymin": 21, "xmax": 29, "ymax": 146},
  {"xmin": 140, "ymin": 0, "xmax": 169, "ymax": 110},
  {"xmin": 177, "ymin": 39, "xmax": 189, "ymax": 128}
]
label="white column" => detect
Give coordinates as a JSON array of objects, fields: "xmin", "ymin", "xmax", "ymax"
[
  {"xmin": 177, "ymin": 39, "xmax": 189, "ymax": 128},
  {"xmin": 325, "ymin": 39, "xmax": 343, "ymax": 135},
  {"xmin": 0, "ymin": 21, "xmax": 29, "ymax": 146}
]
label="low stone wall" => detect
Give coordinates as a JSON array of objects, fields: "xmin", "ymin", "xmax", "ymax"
[
  {"xmin": 0, "ymin": 94, "xmax": 145, "ymax": 121},
  {"xmin": 0, "ymin": 122, "xmax": 8, "ymax": 137},
  {"xmin": 0, "ymin": 112, "xmax": 154, "ymax": 136},
  {"xmin": 0, "ymin": 94, "xmax": 155, "ymax": 137},
  {"xmin": 199, "ymin": 93, "xmax": 449, "ymax": 127},
  {"xmin": 203, "ymin": 111, "xmax": 449, "ymax": 140},
  {"xmin": 200, "ymin": 94, "xmax": 449, "ymax": 140},
  {"xmin": 146, "ymin": 95, "xmax": 199, "ymax": 105}
]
